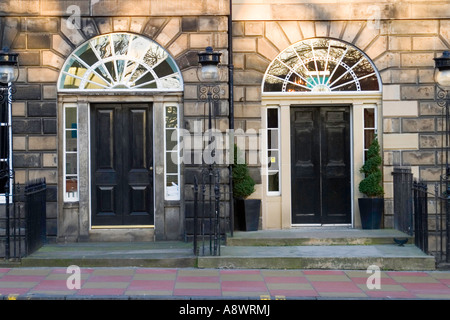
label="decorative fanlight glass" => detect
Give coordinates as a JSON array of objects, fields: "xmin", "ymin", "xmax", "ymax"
[
  {"xmin": 58, "ymin": 33, "xmax": 183, "ymax": 92},
  {"xmin": 263, "ymin": 38, "xmax": 381, "ymax": 94}
]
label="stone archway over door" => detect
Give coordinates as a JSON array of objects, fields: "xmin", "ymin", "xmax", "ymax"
[
  {"xmin": 57, "ymin": 32, "xmax": 184, "ymax": 240},
  {"xmin": 261, "ymin": 38, "xmax": 382, "ymax": 228}
]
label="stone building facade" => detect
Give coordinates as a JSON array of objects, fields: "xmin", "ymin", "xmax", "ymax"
[{"xmin": 0, "ymin": 0, "xmax": 449, "ymax": 243}]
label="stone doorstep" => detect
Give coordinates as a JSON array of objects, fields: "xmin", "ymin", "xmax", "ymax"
[
  {"xmin": 15, "ymin": 243, "xmax": 436, "ymax": 271},
  {"xmin": 226, "ymin": 229, "xmax": 415, "ymax": 247}
]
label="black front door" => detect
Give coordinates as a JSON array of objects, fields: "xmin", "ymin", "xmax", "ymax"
[
  {"xmin": 291, "ymin": 106, "xmax": 351, "ymax": 225},
  {"xmin": 91, "ymin": 103, "xmax": 154, "ymax": 226}
]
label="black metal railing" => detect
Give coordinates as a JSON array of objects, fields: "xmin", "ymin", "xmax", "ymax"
[
  {"xmin": 392, "ymin": 167, "xmax": 414, "ymax": 235},
  {"xmin": 24, "ymin": 178, "xmax": 47, "ymax": 256},
  {"xmin": 1, "ymin": 178, "xmax": 46, "ymax": 261},
  {"xmin": 413, "ymin": 181, "xmax": 428, "ymax": 254},
  {"xmin": 192, "ymin": 169, "xmax": 226, "ymax": 256},
  {"xmin": 393, "ymin": 166, "xmax": 449, "ymax": 266}
]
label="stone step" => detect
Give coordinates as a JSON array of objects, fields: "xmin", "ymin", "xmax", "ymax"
[
  {"xmin": 197, "ymin": 244, "xmax": 436, "ymax": 271},
  {"xmin": 226, "ymin": 229, "xmax": 414, "ymax": 246}
]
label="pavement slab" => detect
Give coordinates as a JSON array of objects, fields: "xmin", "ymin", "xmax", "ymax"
[{"xmin": 0, "ymin": 267, "xmax": 449, "ymax": 300}]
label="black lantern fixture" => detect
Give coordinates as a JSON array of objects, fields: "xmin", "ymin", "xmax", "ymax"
[
  {"xmin": 198, "ymin": 46, "xmax": 221, "ymax": 82},
  {"xmin": 434, "ymin": 51, "xmax": 450, "ymax": 263},
  {"xmin": 0, "ymin": 49, "xmax": 19, "ymax": 260},
  {"xmin": 434, "ymin": 51, "xmax": 450, "ymax": 90},
  {"xmin": 0, "ymin": 50, "xmax": 19, "ymax": 102}
]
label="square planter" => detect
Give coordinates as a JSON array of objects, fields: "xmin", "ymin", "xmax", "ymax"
[
  {"xmin": 358, "ymin": 198, "xmax": 384, "ymax": 229},
  {"xmin": 234, "ymin": 199, "xmax": 261, "ymax": 231}
]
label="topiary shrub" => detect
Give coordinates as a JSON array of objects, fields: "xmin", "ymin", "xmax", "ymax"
[
  {"xmin": 359, "ymin": 136, "xmax": 384, "ymax": 198},
  {"xmin": 232, "ymin": 144, "xmax": 255, "ymax": 199}
]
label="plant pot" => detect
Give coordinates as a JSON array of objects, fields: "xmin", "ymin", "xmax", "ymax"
[
  {"xmin": 358, "ymin": 198, "xmax": 384, "ymax": 229},
  {"xmin": 234, "ymin": 198, "xmax": 261, "ymax": 231}
]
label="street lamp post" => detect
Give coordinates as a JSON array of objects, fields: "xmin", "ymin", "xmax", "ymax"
[
  {"xmin": 196, "ymin": 47, "xmax": 222, "ymax": 256},
  {"xmin": 0, "ymin": 50, "xmax": 19, "ymax": 260},
  {"xmin": 434, "ymin": 51, "xmax": 450, "ymax": 263}
]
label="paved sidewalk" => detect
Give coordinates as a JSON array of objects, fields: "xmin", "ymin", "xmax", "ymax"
[{"xmin": 0, "ymin": 267, "xmax": 450, "ymax": 300}]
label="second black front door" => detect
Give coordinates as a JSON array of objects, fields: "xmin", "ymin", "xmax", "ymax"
[
  {"xmin": 91, "ymin": 103, "xmax": 154, "ymax": 226},
  {"xmin": 291, "ymin": 106, "xmax": 351, "ymax": 225}
]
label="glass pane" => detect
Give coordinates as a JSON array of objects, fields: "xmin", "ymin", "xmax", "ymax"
[
  {"xmin": 65, "ymin": 153, "xmax": 77, "ymax": 175},
  {"xmin": 104, "ymin": 61, "xmax": 118, "ymax": 82},
  {"xmin": 364, "ymin": 108, "xmax": 375, "ymax": 128},
  {"xmin": 94, "ymin": 64, "xmax": 113, "ymax": 85},
  {"xmin": 267, "ymin": 60, "xmax": 289, "ymax": 79},
  {"xmin": 116, "ymin": 59, "xmax": 125, "ymax": 80},
  {"xmin": 128, "ymin": 36, "xmax": 151, "ymax": 61},
  {"xmin": 166, "ymin": 107, "xmax": 178, "ymax": 128},
  {"xmin": 78, "ymin": 44, "xmax": 99, "ymax": 66},
  {"xmin": 263, "ymin": 75, "xmax": 283, "ymax": 92},
  {"xmin": 112, "ymin": 33, "xmax": 130, "ymax": 56},
  {"xmin": 65, "ymin": 108, "xmax": 77, "ymax": 129},
  {"xmin": 84, "ymin": 81, "xmax": 107, "ymax": 90},
  {"xmin": 360, "ymin": 75, "xmax": 380, "ymax": 91},
  {"xmin": 268, "ymin": 172, "xmax": 279, "ymax": 192},
  {"xmin": 267, "ymin": 129, "xmax": 279, "ymax": 150},
  {"xmin": 267, "ymin": 109, "xmax": 278, "ymax": 129},
  {"xmin": 154, "ymin": 60, "xmax": 175, "ymax": 78},
  {"xmin": 144, "ymin": 45, "xmax": 167, "ymax": 67},
  {"xmin": 166, "ymin": 153, "xmax": 178, "ymax": 174},
  {"xmin": 122, "ymin": 60, "xmax": 137, "ymax": 81},
  {"xmin": 63, "ymin": 57, "xmax": 87, "ymax": 78},
  {"xmin": 65, "ymin": 176, "xmax": 78, "ymax": 193},
  {"xmin": 66, "ymin": 131, "xmax": 78, "ymax": 152},
  {"xmin": 134, "ymin": 71, "xmax": 155, "ymax": 86},
  {"xmin": 268, "ymin": 150, "xmax": 279, "ymax": 171},
  {"xmin": 160, "ymin": 75, "xmax": 181, "ymax": 89},
  {"xmin": 166, "ymin": 129, "xmax": 177, "ymax": 150},
  {"xmin": 86, "ymin": 72, "xmax": 109, "ymax": 87},
  {"xmin": 62, "ymin": 75, "xmax": 81, "ymax": 89},
  {"xmin": 91, "ymin": 35, "xmax": 112, "ymax": 59},
  {"xmin": 136, "ymin": 81, "xmax": 157, "ymax": 89},
  {"xmin": 166, "ymin": 175, "xmax": 179, "ymax": 198},
  {"xmin": 364, "ymin": 129, "xmax": 375, "ymax": 150}
]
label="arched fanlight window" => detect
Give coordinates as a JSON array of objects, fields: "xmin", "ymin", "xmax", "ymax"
[
  {"xmin": 263, "ymin": 38, "xmax": 381, "ymax": 94},
  {"xmin": 58, "ymin": 33, "xmax": 183, "ymax": 92}
]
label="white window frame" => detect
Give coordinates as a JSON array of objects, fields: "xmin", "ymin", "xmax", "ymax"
[
  {"xmin": 164, "ymin": 103, "xmax": 180, "ymax": 201},
  {"xmin": 63, "ymin": 103, "xmax": 79, "ymax": 202},
  {"xmin": 363, "ymin": 105, "xmax": 378, "ymax": 163},
  {"xmin": 266, "ymin": 106, "xmax": 281, "ymax": 196}
]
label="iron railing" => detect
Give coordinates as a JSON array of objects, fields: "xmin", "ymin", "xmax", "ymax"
[
  {"xmin": 392, "ymin": 167, "xmax": 414, "ymax": 235},
  {"xmin": 1, "ymin": 178, "xmax": 47, "ymax": 260},
  {"xmin": 412, "ymin": 181, "xmax": 428, "ymax": 254},
  {"xmin": 192, "ymin": 169, "xmax": 227, "ymax": 256},
  {"xmin": 24, "ymin": 178, "xmax": 47, "ymax": 256},
  {"xmin": 393, "ymin": 166, "xmax": 449, "ymax": 266}
]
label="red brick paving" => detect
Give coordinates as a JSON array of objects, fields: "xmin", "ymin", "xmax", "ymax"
[{"xmin": 0, "ymin": 268, "xmax": 449, "ymax": 299}]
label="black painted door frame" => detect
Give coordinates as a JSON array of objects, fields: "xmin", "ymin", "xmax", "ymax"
[
  {"xmin": 290, "ymin": 105, "xmax": 351, "ymax": 225},
  {"xmin": 90, "ymin": 103, "xmax": 154, "ymax": 227}
]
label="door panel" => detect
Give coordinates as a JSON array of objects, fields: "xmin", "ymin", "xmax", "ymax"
[
  {"xmin": 291, "ymin": 108, "xmax": 321, "ymax": 224},
  {"xmin": 91, "ymin": 103, "xmax": 154, "ymax": 226},
  {"xmin": 291, "ymin": 106, "xmax": 351, "ymax": 225},
  {"xmin": 122, "ymin": 105, "xmax": 153, "ymax": 225},
  {"xmin": 320, "ymin": 108, "xmax": 351, "ymax": 224}
]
